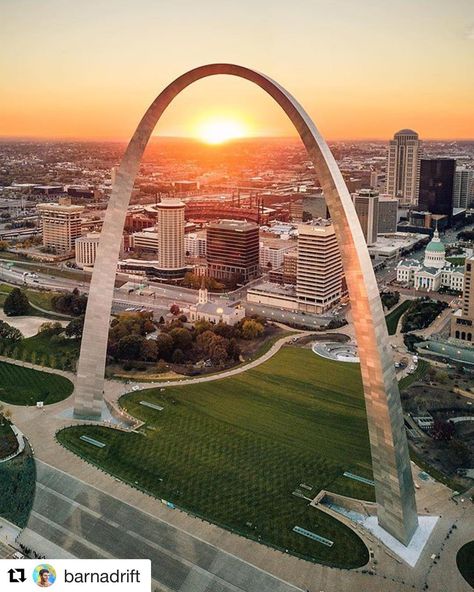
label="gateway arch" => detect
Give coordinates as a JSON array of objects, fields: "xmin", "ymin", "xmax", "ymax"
[{"xmin": 74, "ymin": 64, "xmax": 418, "ymax": 545}]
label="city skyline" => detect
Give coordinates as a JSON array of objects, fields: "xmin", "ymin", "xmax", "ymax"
[{"xmin": 1, "ymin": 1, "xmax": 474, "ymax": 141}]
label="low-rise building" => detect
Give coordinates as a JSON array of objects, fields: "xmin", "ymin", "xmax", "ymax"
[{"xmin": 187, "ymin": 287, "xmax": 245, "ymax": 326}]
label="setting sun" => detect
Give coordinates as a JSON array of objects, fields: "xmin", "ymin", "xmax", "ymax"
[{"xmin": 196, "ymin": 117, "xmax": 248, "ymax": 144}]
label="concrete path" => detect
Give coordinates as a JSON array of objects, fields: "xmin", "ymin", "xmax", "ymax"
[
  {"xmin": 19, "ymin": 461, "xmax": 305, "ymax": 592},
  {"xmin": 0, "ymin": 310, "xmax": 67, "ymax": 337}
]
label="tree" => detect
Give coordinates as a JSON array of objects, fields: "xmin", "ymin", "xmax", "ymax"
[
  {"xmin": 169, "ymin": 327, "xmax": 193, "ymax": 351},
  {"xmin": 240, "ymin": 319, "xmax": 264, "ymax": 340},
  {"xmin": 0, "ymin": 320, "xmax": 23, "ymax": 341},
  {"xmin": 227, "ymin": 338, "xmax": 241, "ymax": 361},
  {"xmin": 140, "ymin": 339, "xmax": 158, "ymax": 362},
  {"xmin": 172, "ymin": 348, "xmax": 185, "ymax": 364},
  {"xmin": 116, "ymin": 335, "xmax": 144, "ymax": 360},
  {"xmin": 65, "ymin": 316, "xmax": 84, "ymax": 339},
  {"xmin": 155, "ymin": 333, "xmax": 174, "ymax": 360},
  {"xmin": 51, "ymin": 289, "xmax": 87, "ymax": 316},
  {"xmin": 39, "ymin": 321, "xmax": 63, "ymax": 336},
  {"xmin": 213, "ymin": 322, "xmax": 235, "ymax": 339},
  {"xmin": 3, "ymin": 288, "xmax": 30, "ymax": 316},
  {"xmin": 170, "ymin": 304, "xmax": 180, "ymax": 316},
  {"xmin": 194, "ymin": 320, "xmax": 213, "ymax": 336}
]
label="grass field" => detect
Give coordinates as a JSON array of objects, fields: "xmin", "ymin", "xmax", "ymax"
[
  {"xmin": 398, "ymin": 359, "xmax": 429, "ymax": 392},
  {"xmin": 0, "ymin": 361, "xmax": 73, "ymax": 405},
  {"xmin": 385, "ymin": 300, "xmax": 412, "ymax": 335},
  {"xmin": 58, "ymin": 347, "xmax": 373, "ymax": 568},
  {"xmin": 446, "ymin": 256, "xmax": 465, "ymax": 266},
  {"xmin": 0, "ymin": 283, "xmax": 69, "ymax": 320},
  {"xmin": 457, "ymin": 541, "xmax": 474, "ymax": 587}
]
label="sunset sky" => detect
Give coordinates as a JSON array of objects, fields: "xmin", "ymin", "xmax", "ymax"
[{"xmin": 1, "ymin": 0, "xmax": 473, "ymax": 141}]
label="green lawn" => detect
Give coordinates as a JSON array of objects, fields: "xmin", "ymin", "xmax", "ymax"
[
  {"xmin": 0, "ymin": 332, "xmax": 80, "ymax": 370},
  {"xmin": 398, "ymin": 359, "xmax": 429, "ymax": 392},
  {"xmin": 457, "ymin": 541, "xmax": 474, "ymax": 587},
  {"xmin": 0, "ymin": 361, "xmax": 73, "ymax": 405},
  {"xmin": 385, "ymin": 300, "xmax": 412, "ymax": 335},
  {"xmin": 446, "ymin": 256, "xmax": 465, "ymax": 266},
  {"xmin": 58, "ymin": 347, "xmax": 372, "ymax": 568},
  {"xmin": 0, "ymin": 283, "xmax": 70, "ymax": 320}
]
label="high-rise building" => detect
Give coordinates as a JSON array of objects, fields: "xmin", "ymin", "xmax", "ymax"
[
  {"xmin": 156, "ymin": 198, "xmax": 185, "ymax": 272},
  {"xmin": 452, "ymin": 167, "xmax": 474, "ymax": 209},
  {"xmin": 352, "ymin": 189, "xmax": 379, "ymax": 245},
  {"xmin": 37, "ymin": 197, "xmax": 84, "ymax": 254},
  {"xmin": 418, "ymin": 159, "xmax": 456, "ymax": 218},
  {"xmin": 378, "ymin": 195, "xmax": 399, "ymax": 234},
  {"xmin": 385, "ymin": 129, "xmax": 421, "ymax": 205},
  {"xmin": 184, "ymin": 232, "xmax": 207, "ymax": 258},
  {"xmin": 207, "ymin": 220, "xmax": 259, "ymax": 282},
  {"xmin": 296, "ymin": 220, "xmax": 343, "ymax": 313},
  {"xmin": 451, "ymin": 255, "xmax": 474, "ymax": 343},
  {"xmin": 75, "ymin": 232, "xmax": 101, "ymax": 269}
]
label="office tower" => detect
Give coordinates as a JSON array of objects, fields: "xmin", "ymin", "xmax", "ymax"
[
  {"xmin": 296, "ymin": 220, "xmax": 343, "ymax": 313},
  {"xmin": 37, "ymin": 197, "xmax": 84, "ymax": 254},
  {"xmin": 75, "ymin": 232, "xmax": 100, "ymax": 268},
  {"xmin": 302, "ymin": 192, "xmax": 329, "ymax": 220},
  {"xmin": 452, "ymin": 167, "xmax": 474, "ymax": 209},
  {"xmin": 385, "ymin": 129, "xmax": 421, "ymax": 205},
  {"xmin": 283, "ymin": 250, "xmax": 297, "ymax": 284},
  {"xmin": 451, "ymin": 255, "xmax": 474, "ymax": 343},
  {"xmin": 378, "ymin": 196, "xmax": 399, "ymax": 233},
  {"xmin": 418, "ymin": 159, "xmax": 456, "ymax": 217},
  {"xmin": 353, "ymin": 189, "xmax": 379, "ymax": 245},
  {"xmin": 156, "ymin": 198, "xmax": 185, "ymax": 270},
  {"xmin": 207, "ymin": 220, "xmax": 259, "ymax": 282}
]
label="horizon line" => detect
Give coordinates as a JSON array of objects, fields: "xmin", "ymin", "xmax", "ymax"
[{"xmin": 1, "ymin": 134, "xmax": 474, "ymax": 143}]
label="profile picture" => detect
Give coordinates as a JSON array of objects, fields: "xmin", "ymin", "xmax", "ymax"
[{"xmin": 32, "ymin": 564, "xmax": 56, "ymax": 587}]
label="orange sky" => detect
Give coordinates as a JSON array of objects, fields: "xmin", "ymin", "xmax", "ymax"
[{"xmin": 1, "ymin": 0, "xmax": 473, "ymax": 141}]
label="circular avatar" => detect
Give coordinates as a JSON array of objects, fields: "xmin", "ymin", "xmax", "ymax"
[{"xmin": 33, "ymin": 564, "xmax": 56, "ymax": 588}]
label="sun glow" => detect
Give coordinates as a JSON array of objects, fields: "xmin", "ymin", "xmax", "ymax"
[{"xmin": 196, "ymin": 117, "xmax": 248, "ymax": 144}]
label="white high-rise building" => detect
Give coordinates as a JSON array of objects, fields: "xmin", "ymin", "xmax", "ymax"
[
  {"xmin": 156, "ymin": 198, "xmax": 185, "ymax": 271},
  {"xmin": 352, "ymin": 189, "xmax": 379, "ymax": 245},
  {"xmin": 184, "ymin": 232, "xmax": 207, "ymax": 258},
  {"xmin": 386, "ymin": 129, "xmax": 422, "ymax": 206},
  {"xmin": 75, "ymin": 232, "xmax": 101, "ymax": 269},
  {"xmin": 452, "ymin": 167, "xmax": 474, "ymax": 209},
  {"xmin": 296, "ymin": 220, "xmax": 343, "ymax": 313}
]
